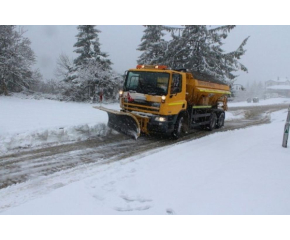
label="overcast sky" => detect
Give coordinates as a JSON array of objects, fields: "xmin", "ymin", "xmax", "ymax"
[{"xmin": 22, "ymin": 25, "xmax": 290, "ymax": 86}]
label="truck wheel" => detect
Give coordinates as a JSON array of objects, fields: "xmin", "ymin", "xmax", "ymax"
[
  {"xmin": 208, "ymin": 112, "xmax": 217, "ymax": 131},
  {"xmin": 216, "ymin": 112, "xmax": 225, "ymax": 128},
  {"xmin": 172, "ymin": 115, "xmax": 187, "ymax": 139}
]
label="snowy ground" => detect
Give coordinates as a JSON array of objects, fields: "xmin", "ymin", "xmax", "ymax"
[
  {"xmin": 0, "ymin": 94, "xmax": 290, "ymax": 213},
  {"xmin": 2, "ymin": 107, "xmax": 290, "ymax": 215},
  {"xmin": 229, "ymin": 97, "xmax": 290, "ymax": 107},
  {"xmin": 1, "ymin": 94, "xmax": 290, "ymax": 238},
  {"xmin": 1, "ymin": 105, "xmax": 290, "ymax": 214}
]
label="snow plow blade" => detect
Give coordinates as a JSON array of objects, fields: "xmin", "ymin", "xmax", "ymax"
[{"xmin": 93, "ymin": 106, "xmax": 141, "ymax": 139}]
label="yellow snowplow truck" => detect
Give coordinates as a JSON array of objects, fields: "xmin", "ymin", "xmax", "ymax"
[{"xmin": 94, "ymin": 65, "xmax": 231, "ymax": 139}]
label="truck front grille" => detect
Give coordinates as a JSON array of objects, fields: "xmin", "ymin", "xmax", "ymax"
[{"xmin": 122, "ymin": 101, "xmax": 160, "ymax": 113}]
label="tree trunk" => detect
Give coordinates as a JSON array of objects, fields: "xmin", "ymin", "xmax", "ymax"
[{"xmin": 1, "ymin": 77, "xmax": 9, "ymax": 96}]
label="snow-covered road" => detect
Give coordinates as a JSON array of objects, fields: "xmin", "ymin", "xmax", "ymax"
[
  {"xmin": 1, "ymin": 95, "xmax": 290, "ymax": 217},
  {"xmin": 0, "ymin": 103, "xmax": 283, "ymax": 192}
]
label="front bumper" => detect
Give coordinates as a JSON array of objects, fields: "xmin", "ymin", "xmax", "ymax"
[{"xmin": 147, "ymin": 115, "xmax": 177, "ymax": 135}]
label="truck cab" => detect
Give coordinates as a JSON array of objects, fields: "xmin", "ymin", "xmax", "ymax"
[{"xmin": 120, "ymin": 65, "xmax": 187, "ymax": 136}]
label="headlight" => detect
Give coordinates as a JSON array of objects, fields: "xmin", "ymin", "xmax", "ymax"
[
  {"xmin": 161, "ymin": 95, "xmax": 166, "ymax": 103},
  {"xmin": 155, "ymin": 116, "xmax": 166, "ymax": 122},
  {"xmin": 119, "ymin": 90, "xmax": 123, "ymax": 97}
]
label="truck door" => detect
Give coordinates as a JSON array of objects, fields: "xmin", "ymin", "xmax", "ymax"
[{"xmin": 168, "ymin": 73, "xmax": 186, "ymax": 115}]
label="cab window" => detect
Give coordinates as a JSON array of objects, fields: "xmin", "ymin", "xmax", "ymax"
[{"xmin": 171, "ymin": 74, "xmax": 182, "ymax": 94}]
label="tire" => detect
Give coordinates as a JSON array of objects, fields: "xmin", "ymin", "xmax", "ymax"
[
  {"xmin": 216, "ymin": 112, "xmax": 225, "ymax": 128},
  {"xmin": 172, "ymin": 115, "xmax": 188, "ymax": 139},
  {"xmin": 208, "ymin": 112, "xmax": 217, "ymax": 131}
]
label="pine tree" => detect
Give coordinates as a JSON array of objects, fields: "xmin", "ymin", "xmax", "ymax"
[
  {"xmin": 69, "ymin": 26, "xmax": 112, "ymax": 101},
  {"xmin": 161, "ymin": 31, "xmax": 184, "ymax": 68},
  {"xmin": 58, "ymin": 25, "xmax": 121, "ymax": 102},
  {"xmin": 137, "ymin": 25, "xmax": 167, "ymax": 65},
  {"xmin": 147, "ymin": 25, "xmax": 249, "ymax": 84},
  {"xmin": 222, "ymin": 35, "xmax": 249, "ymax": 82},
  {"xmin": 73, "ymin": 25, "xmax": 111, "ymax": 70},
  {"xmin": 0, "ymin": 26, "xmax": 36, "ymax": 95}
]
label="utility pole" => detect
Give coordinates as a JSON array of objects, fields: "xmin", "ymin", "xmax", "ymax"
[{"xmin": 282, "ymin": 105, "xmax": 290, "ymax": 148}]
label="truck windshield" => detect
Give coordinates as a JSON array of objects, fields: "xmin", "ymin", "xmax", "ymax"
[{"xmin": 124, "ymin": 71, "xmax": 169, "ymax": 95}]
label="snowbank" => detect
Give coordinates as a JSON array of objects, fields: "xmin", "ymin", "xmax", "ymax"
[
  {"xmin": 1, "ymin": 94, "xmax": 289, "ymax": 154},
  {"xmin": 0, "ymin": 94, "xmax": 120, "ymax": 154}
]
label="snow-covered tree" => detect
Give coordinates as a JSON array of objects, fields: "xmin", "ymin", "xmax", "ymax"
[
  {"xmin": 139, "ymin": 25, "xmax": 249, "ymax": 84},
  {"xmin": 137, "ymin": 25, "xmax": 167, "ymax": 65},
  {"xmin": 167, "ymin": 25, "xmax": 248, "ymax": 83},
  {"xmin": 29, "ymin": 69, "xmax": 44, "ymax": 92},
  {"xmin": 70, "ymin": 58, "xmax": 121, "ymax": 102},
  {"xmin": 60, "ymin": 25, "xmax": 117, "ymax": 101},
  {"xmin": 0, "ymin": 26, "xmax": 37, "ymax": 95},
  {"xmin": 73, "ymin": 25, "xmax": 112, "ymax": 70},
  {"xmin": 54, "ymin": 26, "xmax": 122, "ymax": 102},
  {"xmin": 55, "ymin": 53, "xmax": 76, "ymax": 82},
  {"xmin": 222, "ymin": 34, "xmax": 249, "ymax": 83}
]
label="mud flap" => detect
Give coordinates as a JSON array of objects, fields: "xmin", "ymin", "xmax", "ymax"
[{"xmin": 93, "ymin": 106, "xmax": 141, "ymax": 139}]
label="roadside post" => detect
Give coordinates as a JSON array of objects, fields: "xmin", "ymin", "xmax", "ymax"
[
  {"xmin": 282, "ymin": 105, "xmax": 290, "ymax": 148},
  {"xmin": 99, "ymin": 90, "xmax": 103, "ymax": 106}
]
